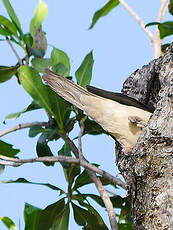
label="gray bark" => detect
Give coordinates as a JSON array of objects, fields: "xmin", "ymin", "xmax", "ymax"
[{"xmin": 117, "ymin": 44, "xmax": 173, "ymax": 229}]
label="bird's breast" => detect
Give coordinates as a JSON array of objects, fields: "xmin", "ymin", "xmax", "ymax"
[{"xmin": 81, "ymin": 95, "xmax": 151, "ymax": 150}]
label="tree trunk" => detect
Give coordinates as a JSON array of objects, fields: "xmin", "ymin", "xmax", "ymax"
[{"xmin": 117, "ymin": 44, "xmax": 173, "ymax": 229}]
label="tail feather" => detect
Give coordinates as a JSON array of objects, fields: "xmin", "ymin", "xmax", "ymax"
[{"xmin": 43, "ymin": 69, "xmax": 93, "ymax": 110}]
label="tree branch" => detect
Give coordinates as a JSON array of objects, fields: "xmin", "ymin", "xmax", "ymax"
[
  {"xmin": 0, "ymin": 155, "xmax": 126, "ymax": 190},
  {"xmin": 77, "ymin": 120, "xmax": 119, "ymax": 230},
  {"xmin": 6, "ymin": 37, "xmax": 23, "ymax": 66},
  {"xmin": 0, "ymin": 121, "xmax": 49, "ymax": 137},
  {"xmin": 157, "ymin": 0, "xmax": 168, "ymax": 23},
  {"xmin": 152, "ymin": 0, "xmax": 168, "ymax": 58},
  {"xmin": 119, "ymin": 0, "xmax": 153, "ymax": 40},
  {"xmin": 88, "ymin": 171, "xmax": 119, "ymax": 230}
]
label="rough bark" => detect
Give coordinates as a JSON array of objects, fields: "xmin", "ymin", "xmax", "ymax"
[{"xmin": 117, "ymin": 44, "xmax": 173, "ymax": 229}]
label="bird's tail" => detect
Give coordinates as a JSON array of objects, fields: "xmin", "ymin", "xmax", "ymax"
[{"xmin": 43, "ymin": 68, "xmax": 93, "ymax": 110}]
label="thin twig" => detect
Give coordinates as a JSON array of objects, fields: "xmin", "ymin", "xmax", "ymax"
[
  {"xmin": 0, "ymin": 155, "xmax": 126, "ymax": 189},
  {"xmin": 6, "ymin": 37, "xmax": 23, "ymax": 66},
  {"xmin": 157, "ymin": 0, "xmax": 168, "ymax": 23},
  {"xmin": 152, "ymin": 0, "xmax": 168, "ymax": 58},
  {"xmin": 88, "ymin": 171, "xmax": 119, "ymax": 230},
  {"xmin": 78, "ymin": 118, "xmax": 85, "ymax": 161},
  {"xmin": 77, "ymin": 120, "xmax": 119, "ymax": 230},
  {"xmin": 0, "ymin": 121, "xmax": 49, "ymax": 137},
  {"xmin": 119, "ymin": 0, "xmax": 153, "ymax": 40}
]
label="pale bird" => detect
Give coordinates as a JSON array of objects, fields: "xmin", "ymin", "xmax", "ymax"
[{"xmin": 43, "ymin": 69, "xmax": 154, "ymax": 152}]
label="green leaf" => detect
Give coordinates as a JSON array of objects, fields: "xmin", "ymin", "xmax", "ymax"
[
  {"xmin": 24, "ymin": 203, "xmax": 42, "ymax": 230},
  {"xmin": 2, "ymin": 177, "xmax": 65, "ymax": 193},
  {"xmin": 0, "ymin": 26, "xmax": 12, "ymax": 36},
  {"xmin": 0, "ymin": 140, "xmax": 20, "ymax": 157},
  {"xmin": 23, "ymin": 33, "xmax": 33, "ymax": 46},
  {"xmin": 118, "ymin": 223, "xmax": 133, "ymax": 230},
  {"xmin": 51, "ymin": 47, "xmax": 70, "ymax": 76},
  {"xmin": 36, "ymin": 132, "xmax": 54, "ymax": 166},
  {"xmin": 118, "ymin": 197, "xmax": 132, "ymax": 227},
  {"xmin": 38, "ymin": 198, "xmax": 65, "ymax": 230},
  {"xmin": 168, "ymin": 0, "xmax": 173, "ymax": 16},
  {"xmin": 145, "ymin": 22, "xmax": 160, "ymax": 27},
  {"xmin": 18, "ymin": 66, "xmax": 70, "ymax": 129},
  {"xmin": 0, "ymin": 65, "xmax": 16, "ymax": 83},
  {"xmin": 0, "ymin": 216, "xmax": 17, "ymax": 230},
  {"xmin": 75, "ymin": 51, "xmax": 94, "ymax": 87},
  {"xmin": 69, "ymin": 165, "xmax": 81, "ymax": 187},
  {"xmin": 73, "ymin": 169, "xmax": 92, "ymax": 191},
  {"xmin": 58, "ymin": 143, "xmax": 72, "ymax": 168},
  {"xmin": 2, "ymin": 0, "xmax": 22, "ymax": 35},
  {"xmin": 146, "ymin": 21, "xmax": 173, "ymax": 39},
  {"xmin": 5, "ymin": 101, "xmax": 41, "ymax": 120},
  {"xmin": 159, "ymin": 21, "xmax": 173, "ymax": 39},
  {"xmin": 29, "ymin": 126, "xmax": 45, "ymax": 138},
  {"xmin": 31, "ymin": 57, "xmax": 52, "ymax": 73},
  {"xmin": 89, "ymin": 0, "xmax": 120, "ymax": 29},
  {"xmin": 78, "ymin": 201, "xmax": 108, "ymax": 230},
  {"xmin": 84, "ymin": 118, "xmax": 106, "ymax": 135},
  {"xmin": 30, "ymin": 0, "xmax": 48, "ymax": 36},
  {"xmin": 51, "ymin": 203, "xmax": 70, "ymax": 230},
  {"xmin": 161, "ymin": 43, "xmax": 170, "ymax": 53},
  {"xmin": 72, "ymin": 202, "xmax": 98, "ymax": 229},
  {"xmin": 0, "ymin": 15, "xmax": 18, "ymax": 37}
]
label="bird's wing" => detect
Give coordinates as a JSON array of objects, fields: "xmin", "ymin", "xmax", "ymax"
[{"xmin": 86, "ymin": 85, "xmax": 154, "ymax": 113}]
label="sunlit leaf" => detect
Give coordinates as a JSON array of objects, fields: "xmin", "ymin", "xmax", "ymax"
[
  {"xmin": 0, "ymin": 216, "xmax": 17, "ymax": 230},
  {"xmin": 75, "ymin": 51, "xmax": 94, "ymax": 87},
  {"xmin": 0, "ymin": 65, "xmax": 16, "ymax": 83},
  {"xmin": 23, "ymin": 33, "xmax": 33, "ymax": 46},
  {"xmin": 89, "ymin": 0, "xmax": 120, "ymax": 29},
  {"xmin": 0, "ymin": 26, "xmax": 12, "ymax": 36},
  {"xmin": 38, "ymin": 198, "xmax": 65, "ymax": 230},
  {"xmin": 0, "ymin": 15, "xmax": 18, "ymax": 37},
  {"xmin": 24, "ymin": 203, "xmax": 42, "ymax": 230},
  {"xmin": 30, "ymin": 0, "xmax": 48, "ymax": 36},
  {"xmin": 51, "ymin": 47, "xmax": 70, "ymax": 76},
  {"xmin": 2, "ymin": 0, "xmax": 22, "ymax": 34},
  {"xmin": 0, "ymin": 140, "xmax": 20, "ymax": 157},
  {"xmin": 18, "ymin": 66, "xmax": 70, "ymax": 129}
]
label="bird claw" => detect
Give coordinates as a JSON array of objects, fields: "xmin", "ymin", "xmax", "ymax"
[{"xmin": 128, "ymin": 116, "xmax": 146, "ymax": 128}]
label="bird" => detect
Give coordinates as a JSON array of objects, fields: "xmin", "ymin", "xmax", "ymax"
[{"xmin": 43, "ymin": 69, "xmax": 154, "ymax": 152}]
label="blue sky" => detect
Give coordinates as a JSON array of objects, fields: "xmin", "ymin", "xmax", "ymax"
[{"xmin": 0, "ymin": 0, "xmax": 171, "ymax": 229}]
